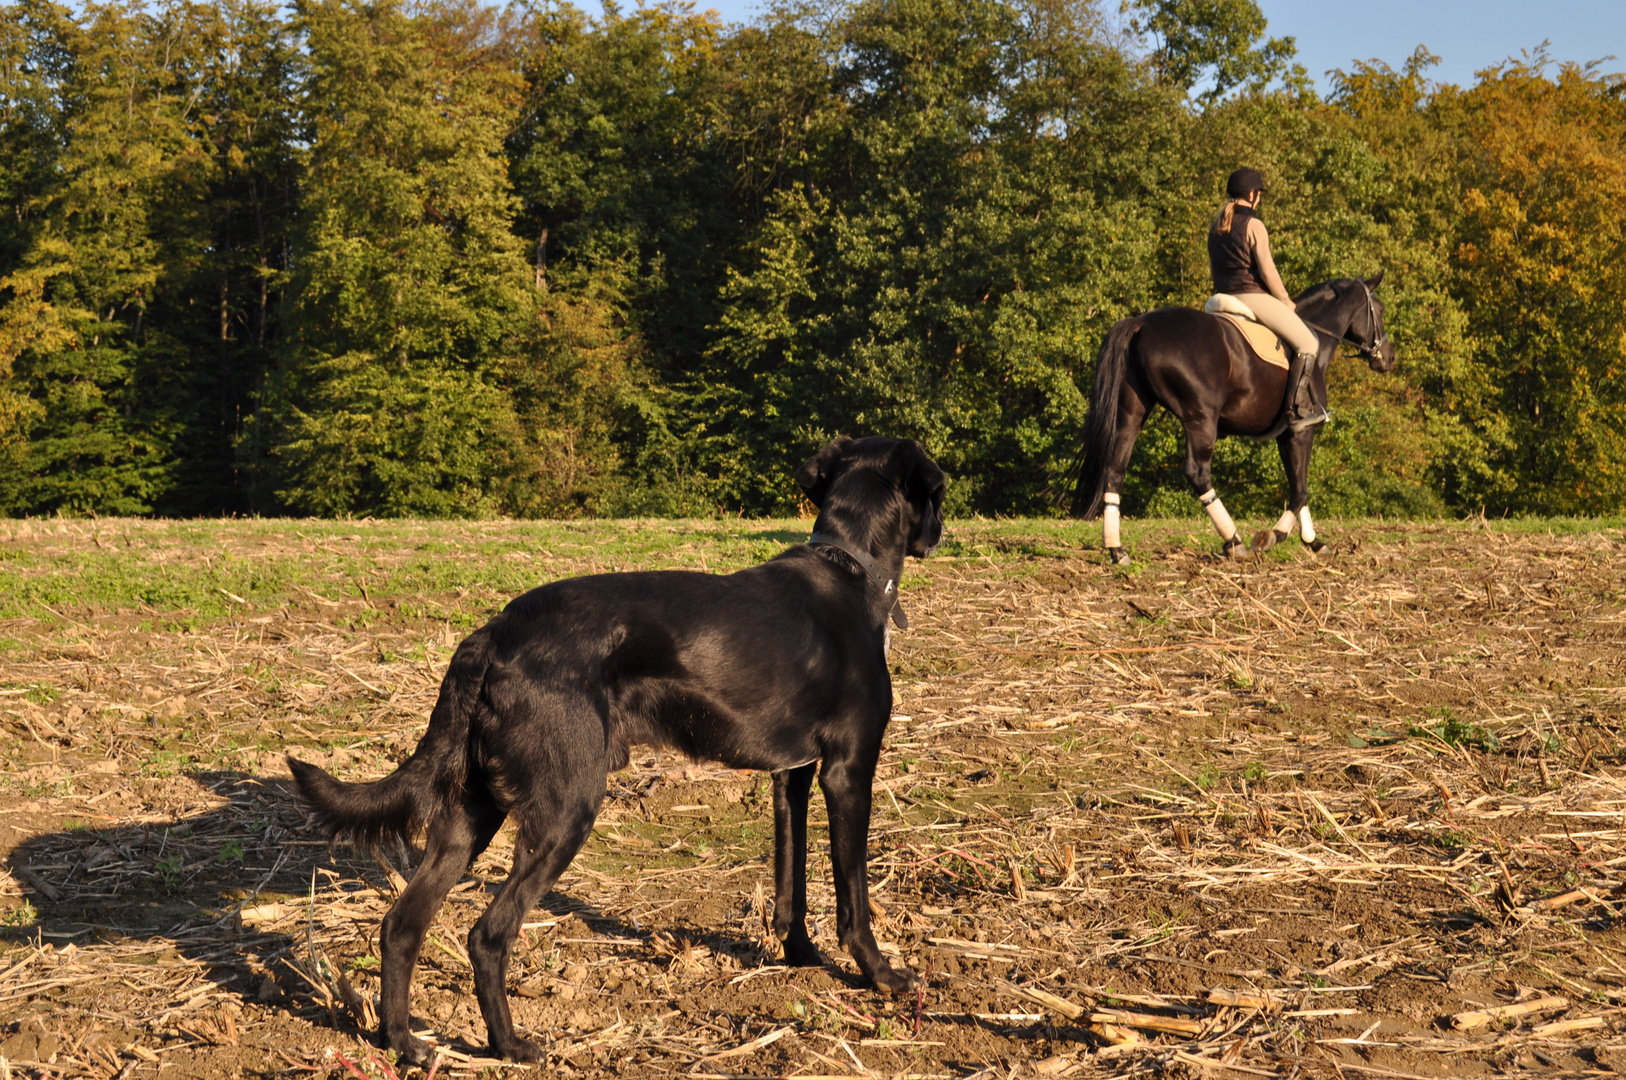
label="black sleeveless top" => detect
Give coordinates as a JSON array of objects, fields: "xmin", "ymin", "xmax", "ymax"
[{"xmin": 1209, "ymin": 205, "xmax": 1264, "ymax": 294}]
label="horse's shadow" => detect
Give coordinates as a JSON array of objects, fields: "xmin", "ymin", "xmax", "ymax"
[{"xmin": 3, "ymin": 771, "xmax": 780, "ymax": 1061}]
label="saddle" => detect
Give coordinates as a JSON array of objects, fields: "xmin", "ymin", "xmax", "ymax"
[{"xmin": 1203, "ymin": 294, "xmax": 1290, "ymax": 370}]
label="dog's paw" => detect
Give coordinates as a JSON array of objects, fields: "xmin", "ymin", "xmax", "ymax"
[
  {"xmin": 869, "ymin": 964, "xmax": 920, "ymax": 995},
  {"xmin": 491, "ymin": 1036, "xmax": 543, "ymax": 1063},
  {"xmin": 387, "ymin": 1034, "xmax": 435, "ymax": 1068},
  {"xmin": 782, "ymin": 937, "xmax": 824, "ymax": 968}
]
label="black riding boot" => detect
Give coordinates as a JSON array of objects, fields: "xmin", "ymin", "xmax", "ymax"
[{"xmin": 1288, "ymin": 349, "xmax": 1328, "ymax": 432}]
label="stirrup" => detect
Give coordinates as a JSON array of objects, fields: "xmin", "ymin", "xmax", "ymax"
[{"xmin": 1288, "ymin": 406, "xmax": 1329, "ymax": 432}]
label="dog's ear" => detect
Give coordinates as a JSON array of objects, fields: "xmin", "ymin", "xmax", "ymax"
[
  {"xmin": 890, "ymin": 439, "xmax": 945, "ymax": 557},
  {"xmin": 890, "ymin": 438, "xmax": 945, "ymax": 508},
  {"xmin": 795, "ymin": 436, "xmax": 854, "ymax": 508}
]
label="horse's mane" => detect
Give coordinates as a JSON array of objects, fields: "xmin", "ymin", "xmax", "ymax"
[
  {"xmin": 1290, "ymin": 279, "xmax": 1360, "ymax": 341},
  {"xmin": 1292, "ymin": 279, "xmax": 1346, "ymax": 313}
]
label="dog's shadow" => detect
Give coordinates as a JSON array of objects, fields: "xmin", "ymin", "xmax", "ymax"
[{"xmin": 3, "ymin": 771, "xmax": 806, "ymax": 1059}]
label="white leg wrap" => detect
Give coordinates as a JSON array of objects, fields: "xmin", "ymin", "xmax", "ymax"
[
  {"xmin": 1102, "ymin": 492, "xmax": 1121, "ymax": 549},
  {"xmin": 1199, "ymin": 489, "xmax": 1237, "ymax": 541},
  {"xmin": 1298, "ymin": 506, "xmax": 1316, "ymax": 544},
  {"xmin": 1274, "ymin": 509, "xmax": 1296, "ymax": 535}
]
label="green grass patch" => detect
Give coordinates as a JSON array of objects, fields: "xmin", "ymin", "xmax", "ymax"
[{"xmin": 4, "ymin": 516, "xmax": 1625, "ymax": 630}]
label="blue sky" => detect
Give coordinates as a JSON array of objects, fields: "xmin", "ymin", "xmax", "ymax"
[
  {"xmin": 1255, "ymin": 0, "xmax": 1623, "ymax": 91},
  {"xmin": 660, "ymin": 0, "xmax": 1623, "ymax": 93}
]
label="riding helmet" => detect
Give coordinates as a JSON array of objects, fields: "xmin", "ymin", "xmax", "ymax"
[{"xmin": 1225, "ymin": 167, "xmax": 1266, "ymax": 199}]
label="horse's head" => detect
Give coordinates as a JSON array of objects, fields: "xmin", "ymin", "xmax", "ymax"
[
  {"xmin": 1296, "ymin": 273, "xmax": 1396, "ymax": 372},
  {"xmin": 1350, "ymin": 271, "xmax": 1395, "ymax": 372}
]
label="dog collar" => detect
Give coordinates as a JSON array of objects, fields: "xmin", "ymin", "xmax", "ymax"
[{"xmin": 807, "ymin": 532, "xmax": 908, "ymax": 629}]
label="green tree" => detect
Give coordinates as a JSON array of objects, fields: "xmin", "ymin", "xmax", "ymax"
[
  {"xmin": 699, "ymin": 0, "xmax": 1188, "ymax": 514},
  {"xmin": 506, "ymin": 0, "xmax": 741, "ymax": 513},
  {"xmin": 1123, "ymin": 0, "xmax": 1302, "ymax": 103},
  {"xmin": 0, "ymin": 0, "xmax": 220, "ymax": 514},
  {"xmin": 1327, "ymin": 48, "xmax": 1506, "ymax": 513},
  {"xmin": 153, "ymin": 0, "xmax": 304, "ymax": 515},
  {"xmin": 259, "ymin": 0, "xmax": 541, "ymax": 517}
]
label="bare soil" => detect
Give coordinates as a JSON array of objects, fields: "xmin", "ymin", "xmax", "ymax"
[{"xmin": 2, "ymin": 518, "xmax": 1625, "ymax": 1080}]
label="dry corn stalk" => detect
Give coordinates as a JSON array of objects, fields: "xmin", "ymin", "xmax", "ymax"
[
  {"xmin": 1208, "ymin": 987, "xmax": 1283, "ymax": 1011},
  {"xmin": 1528, "ymin": 1015, "xmax": 1605, "ymax": 1037},
  {"xmin": 1089, "ymin": 1009, "xmax": 1205, "ymax": 1036},
  {"xmin": 1006, "ymin": 981, "xmax": 1086, "ymax": 1021},
  {"xmin": 1451, "ymin": 996, "xmax": 1567, "ymax": 1030},
  {"xmin": 1089, "ymin": 1021, "xmax": 1142, "ymax": 1056}
]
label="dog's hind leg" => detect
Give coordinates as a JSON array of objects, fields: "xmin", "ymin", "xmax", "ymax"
[
  {"xmin": 378, "ymin": 807, "xmax": 484, "ymax": 1064},
  {"xmin": 771, "ymin": 763, "xmax": 821, "ymax": 966},
  {"xmin": 466, "ymin": 793, "xmax": 602, "ymax": 1062},
  {"xmin": 819, "ymin": 749, "xmax": 919, "ymax": 995}
]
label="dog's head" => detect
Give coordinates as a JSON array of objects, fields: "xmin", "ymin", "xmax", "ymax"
[{"xmin": 796, "ymin": 436, "xmax": 946, "ymax": 558}]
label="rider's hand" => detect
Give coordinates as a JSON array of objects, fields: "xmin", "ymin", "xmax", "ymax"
[{"xmin": 1285, "ymin": 300, "xmax": 1297, "ymax": 311}]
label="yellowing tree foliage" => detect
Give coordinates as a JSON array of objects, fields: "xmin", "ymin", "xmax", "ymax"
[{"xmin": 1453, "ymin": 58, "xmax": 1626, "ymax": 514}]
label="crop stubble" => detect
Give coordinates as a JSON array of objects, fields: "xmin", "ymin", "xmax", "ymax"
[{"xmin": 0, "ymin": 517, "xmax": 1624, "ymax": 1079}]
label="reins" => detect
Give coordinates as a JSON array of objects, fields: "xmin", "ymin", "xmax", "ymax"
[{"xmin": 1302, "ymin": 280, "xmax": 1385, "ymax": 360}]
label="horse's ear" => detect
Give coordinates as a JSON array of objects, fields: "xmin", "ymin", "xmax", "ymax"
[
  {"xmin": 1365, "ymin": 269, "xmax": 1385, "ymax": 291},
  {"xmin": 795, "ymin": 436, "xmax": 854, "ymax": 508}
]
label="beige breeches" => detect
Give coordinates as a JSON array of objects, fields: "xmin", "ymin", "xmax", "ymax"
[{"xmin": 1231, "ymin": 292, "xmax": 1318, "ymax": 357}]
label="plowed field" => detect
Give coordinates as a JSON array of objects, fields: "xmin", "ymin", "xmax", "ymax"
[{"xmin": 2, "ymin": 517, "xmax": 1624, "ymax": 1079}]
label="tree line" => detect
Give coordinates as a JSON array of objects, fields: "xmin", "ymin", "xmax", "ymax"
[{"xmin": 1, "ymin": 0, "xmax": 1622, "ymax": 521}]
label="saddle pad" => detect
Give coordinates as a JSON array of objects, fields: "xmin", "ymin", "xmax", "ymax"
[{"xmin": 1215, "ymin": 312, "xmax": 1290, "ymax": 370}]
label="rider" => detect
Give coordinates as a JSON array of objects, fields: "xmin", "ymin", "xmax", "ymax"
[{"xmin": 1208, "ymin": 167, "xmax": 1327, "ymax": 430}]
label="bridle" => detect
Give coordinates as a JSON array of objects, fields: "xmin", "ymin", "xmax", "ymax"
[{"xmin": 1349, "ymin": 279, "xmax": 1387, "ymax": 363}]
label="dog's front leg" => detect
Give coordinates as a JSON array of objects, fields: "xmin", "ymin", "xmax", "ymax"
[
  {"xmin": 771, "ymin": 764, "xmax": 821, "ymax": 966},
  {"xmin": 819, "ymin": 755, "xmax": 919, "ymax": 994}
]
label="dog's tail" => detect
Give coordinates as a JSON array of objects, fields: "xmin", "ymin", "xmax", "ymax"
[
  {"xmin": 288, "ymin": 630, "xmax": 491, "ymax": 847},
  {"xmin": 1071, "ymin": 317, "xmax": 1141, "ymax": 521}
]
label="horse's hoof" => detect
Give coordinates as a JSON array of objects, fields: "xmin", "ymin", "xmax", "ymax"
[
  {"xmin": 1224, "ymin": 538, "xmax": 1249, "ymax": 560},
  {"xmin": 1305, "ymin": 539, "xmax": 1328, "ymax": 556},
  {"xmin": 1107, "ymin": 547, "xmax": 1131, "ymax": 566},
  {"xmin": 1250, "ymin": 528, "xmax": 1278, "ymax": 553}
]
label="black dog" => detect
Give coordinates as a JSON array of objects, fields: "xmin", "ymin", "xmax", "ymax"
[{"xmin": 290, "ymin": 436, "xmax": 944, "ymax": 1064}]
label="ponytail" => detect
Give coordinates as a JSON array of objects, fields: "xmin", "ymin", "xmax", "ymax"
[{"xmin": 1214, "ymin": 199, "xmax": 1238, "ymax": 235}]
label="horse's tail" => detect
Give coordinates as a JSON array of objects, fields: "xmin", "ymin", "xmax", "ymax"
[
  {"xmin": 1071, "ymin": 317, "xmax": 1141, "ymax": 520},
  {"xmin": 288, "ymin": 629, "xmax": 491, "ymax": 847}
]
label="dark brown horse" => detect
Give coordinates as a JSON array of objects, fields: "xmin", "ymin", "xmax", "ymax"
[{"xmin": 1072, "ymin": 274, "xmax": 1395, "ymax": 563}]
